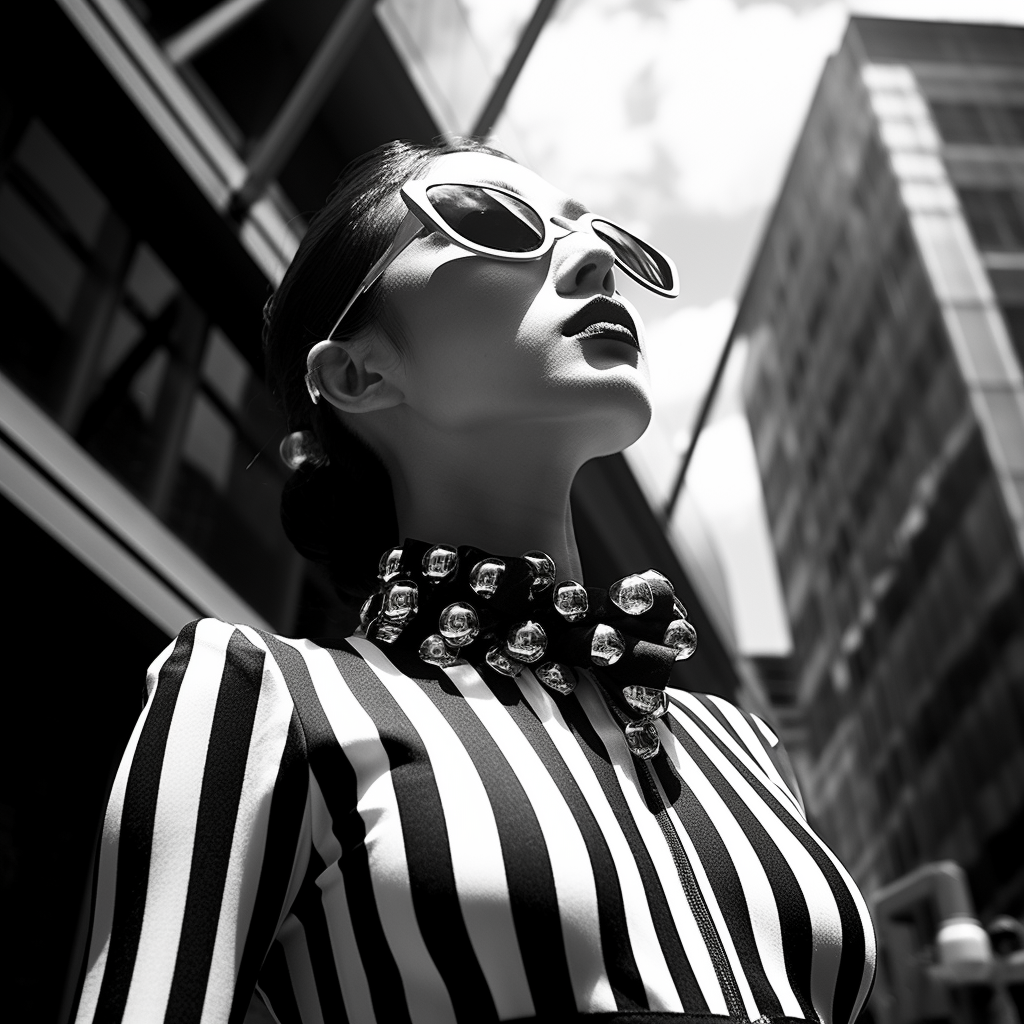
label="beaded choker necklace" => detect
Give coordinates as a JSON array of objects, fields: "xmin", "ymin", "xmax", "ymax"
[{"xmin": 358, "ymin": 540, "xmax": 698, "ymax": 759}]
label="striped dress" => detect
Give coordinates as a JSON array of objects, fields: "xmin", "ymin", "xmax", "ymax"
[{"xmin": 72, "ymin": 618, "xmax": 875, "ymax": 1024}]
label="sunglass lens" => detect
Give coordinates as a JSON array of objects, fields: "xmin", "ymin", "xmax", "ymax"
[
  {"xmin": 593, "ymin": 220, "xmax": 674, "ymax": 291},
  {"xmin": 426, "ymin": 185, "xmax": 544, "ymax": 253}
]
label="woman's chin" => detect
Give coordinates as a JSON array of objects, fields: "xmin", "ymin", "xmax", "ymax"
[
  {"xmin": 609, "ymin": 403, "xmax": 653, "ymax": 454},
  {"xmin": 571, "ymin": 380, "xmax": 653, "ymax": 457}
]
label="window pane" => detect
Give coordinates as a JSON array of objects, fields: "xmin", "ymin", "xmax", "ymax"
[
  {"xmin": 0, "ymin": 182, "xmax": 84, "ymax": 323},
  {"xmin": 930, "ymin": 101, "xmax": 989, "ymax": 143},
  {"xmin": 929, "ymin": 100, "xmax": 1024, "ymax": 147},
  {"xmin": 202, "ymin": 327, "xmax": 249, "ymax": 411},
  {"xmin": 125, "ymin": 242, "xmax": 178, "ymax": 318},
  {"xmin": 958, "ymin": 188, "xmax": 1024, "ymax": 251},
  {"xmin": 14, "ymin": 119, "xmax": 107, "ymax": 247},
  {"xmin": 1002, "ymin": 305, "xmax": 1024, "ymax": 365},
  {"xmin": 182, "ymin": 392, "xmax": 234, "ymax": 492}
]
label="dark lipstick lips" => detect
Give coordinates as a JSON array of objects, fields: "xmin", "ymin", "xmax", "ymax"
[{"xmin": 561, "ymin": 296, "xmax": 639, "ymax": 349}]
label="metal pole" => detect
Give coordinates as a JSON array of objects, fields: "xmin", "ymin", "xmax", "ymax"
[
  {"xmin": 663, "ymin": 327, "xmax": 739, "ymax": 523},
  {"xmin": 233, "ymin": 0, "xmax": 377, "ymax": 213},
  {"xmin": 470, "ymin": 0, "xmax": 559, "ymax": 139},
  {"xmin": 164, "ymin": 0, "xmax": 269, "ymax": 66}
]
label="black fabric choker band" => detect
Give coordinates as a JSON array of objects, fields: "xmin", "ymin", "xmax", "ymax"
[{"xmin": 358, "ymin": 540, "xmax": 698, "ymax": 759}]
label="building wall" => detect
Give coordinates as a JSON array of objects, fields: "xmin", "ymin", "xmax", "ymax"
[
  {"xmin": 0, "ymin": 106, "xmax": 311, "ymax": 627},
  {"xmin": 739, "ymin": 17, "xmax": 1024, "ymax": 914}
]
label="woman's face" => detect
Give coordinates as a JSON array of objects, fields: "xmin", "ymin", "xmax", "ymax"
[{"xmin": 375, "ymin": 151, "xmax": 654, "ymax": 456}]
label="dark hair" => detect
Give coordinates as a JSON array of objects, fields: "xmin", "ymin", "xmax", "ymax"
[{"xmin": 264, "ymin": 138, "xmax": 513, "ymax": 607}]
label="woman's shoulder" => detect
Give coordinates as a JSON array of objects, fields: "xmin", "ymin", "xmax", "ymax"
[
  {"xmin": 664, "ymin": 686, "xmax": 806, "ymax": 816},
  {"xmin": 141, "ymin": 622, "xmax": 388, "ymax": 773},
  {"xmin": 148, "ymin": 618, "xmax": 341, "ymax": 698},
  {"xmin": 147, "ymin": 618, "xmax": 386, "ymax": 708},
  {"xmin": 147, "ymin": 617, "xmax": 259, "ymax": 696},
  {"xmin": 664, "ymin": 687, "xmax": 776, "ymax": 744}
]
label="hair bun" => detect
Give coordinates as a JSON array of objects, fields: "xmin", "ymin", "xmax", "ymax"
[
  {"xmin": 279, "ymin": 422, "xmax": 399, "ymax": 604},
  {"xmin": 279, "ymin": 462, "xmax": 334, "ymax": 563}
]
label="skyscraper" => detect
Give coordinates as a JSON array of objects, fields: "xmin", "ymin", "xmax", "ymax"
[{"xmin": 738, "ymin": 16, "xmax": 1024, "ymax": 913}]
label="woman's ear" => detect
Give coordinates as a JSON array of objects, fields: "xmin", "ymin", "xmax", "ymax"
[{"xmin": 308, "ymin": 335, "xmax": 404, "ymax": 414}]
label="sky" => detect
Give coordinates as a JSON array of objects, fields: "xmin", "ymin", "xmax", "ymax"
[{"xmin": 459, "ymin": 0, "xmax": 1024, "ymax": 654}]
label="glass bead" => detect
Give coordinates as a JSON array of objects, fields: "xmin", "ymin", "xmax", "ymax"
[
  {"xmin": 523, "ymin": 550, "xmax": 556, "ymax": 591},
  {"xmin": 370, "ymin": 619, "xmax": 403, "ymax": 644},
  {"xmin": 379, "ymin": 547, "xmax": 403, "ymax": 582},
  {"xmin": 486, "ymin": 645, "xmax": 524, "ymax": 678},
  {"xmin": 622, "ymin": 685, "xmax": 669, "ymax": 718},
  {"xmin": 506, "ymin": 620, "xmax": 547, "ymax": 663},
  {"xmin": 591, "ymin": 623, "xmax": 625, "ymax": 667},
  {"xmin": 552, "ymin": 580, "xmax": 588, "ymax": 622},
  {"xmin": 609, "ymin": 574, "xmax": 654, "ymax": 616},
  {"xmin": 534, "ymin": 661, "xmax": 576, "ymax": 695},
  {"xmin": 438, "ymin": 602, "xmax": 480, "ymax": 647},
  {"xmin": 358, "ymin": 593, "xmax": 376, "ymax": 630},
  {"xmin": 382, "ymin": 580, "xmax": 418, "ymax": 623},
  {"xmin": 422, "ymin": 544, "xmax": 458, "ymax": 583},
  {"xmin": 625, "ymin": 719, "xmax": 661, "ymax": 759},
  {"xmin": 419, "ymin": 634, "xmax": 457, "ymax": 668},
  {"xmin": 664, "ymin": 617, "xmax": 697, "ymax": 660},
  {"xmin": 469, "ymin": 558, "xmax": 505, "ymax": 598},
  {"xmin": 644, "ymin": 568, "xmax": 675, "ymax": 593},
  {"xmin": 279, "ymin": 431, "xmax": 311, "ymax": 471}
]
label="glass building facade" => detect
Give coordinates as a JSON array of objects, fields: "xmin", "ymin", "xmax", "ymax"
[
  {"xmin": 0, "ymin": 113, "xmax": 308, "ymax": 628},
  {"xmin": 739, "ymin": 15, "xmax": 1024, "ymax": 919}
]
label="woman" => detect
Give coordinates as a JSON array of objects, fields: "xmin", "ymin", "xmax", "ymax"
[{"xmin": 71, "ymin": 139, "xmax": 875, "ymax": 1024}]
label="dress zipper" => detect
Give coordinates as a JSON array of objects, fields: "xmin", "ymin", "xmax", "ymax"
[
  {"xmin": 593, "ymin": 676, "xmax": 748, "ymax": 1018},
  {"xmin": 640, "ymin": 749, "xmax": 748, "ymax": 1019},
  {"xmin": 638, "ymin": 761, "xmax": 745, "ymax": 1015}
]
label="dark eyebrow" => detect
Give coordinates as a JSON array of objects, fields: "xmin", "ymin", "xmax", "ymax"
[{"xmin": 561, "ymin": 196, "xmax": 590, "ymax": 218}]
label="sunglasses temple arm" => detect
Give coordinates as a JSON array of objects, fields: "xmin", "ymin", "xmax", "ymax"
[{"xmin": 325, "ymin": 212, "xmax": 426, "ymax": 341}]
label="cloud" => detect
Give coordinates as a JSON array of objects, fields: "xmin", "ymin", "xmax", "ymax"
[
  {"xmin": 622, "ymin": 296, "xmax": 738, "ymax": 520},
  {"xmin": 499, "ymin": 0, "xmax": 847, "ymax": 218},
  {"xmin": 625, "ymin": 300, "xmax": 793, "ymax": 652},
  {"xmin": 497, "ymin": 0, "xmax": 1024, "ymax": 221},
  {"xmin": 645, "ymin": 298, "xmax": 737, "ymax": 409},
  {"xmin": 684, "ymin": 412, "xmax": 793, "ymax": 652},
  {"xmin": 642, "ymin": 297, "xmax": 740, "ymax": 461},
  {"xmin": 627, "ymin": 303, "xmax": 793, "ymax": 652},
  {"xmin": 652, "ymin": 0, "xmax": 848, "ymax": 214},
  {"xmin": 460, "ymin": 0, "xmax": 538, "ymax": 75}
]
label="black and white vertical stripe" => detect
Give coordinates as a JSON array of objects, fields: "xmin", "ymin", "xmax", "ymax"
[{"xmin": 73, "ymin": 618, "xmax": 874, "ymax": 1024}]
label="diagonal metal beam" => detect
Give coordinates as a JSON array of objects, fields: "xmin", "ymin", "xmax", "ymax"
[
  {"xmin": 232, "ymin": 0, "xmax": 377, "ymax": 214},
  {"xmin": 471, "ymin": 0, "xmax": 559, "ymax": 140},
  {"xmin": 164, "ymin": 0, "xmax": 269, "ymax": 66}
]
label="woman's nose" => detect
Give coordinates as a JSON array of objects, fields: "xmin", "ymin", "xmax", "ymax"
[{"xmin": 553, "ymin": 226, "xmax": 617, "ymax": 297}]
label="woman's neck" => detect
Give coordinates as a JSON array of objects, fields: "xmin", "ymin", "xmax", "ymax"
[{"xmin": 382, "ymin": 420, "xmax": 586, "ymax": 584}]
